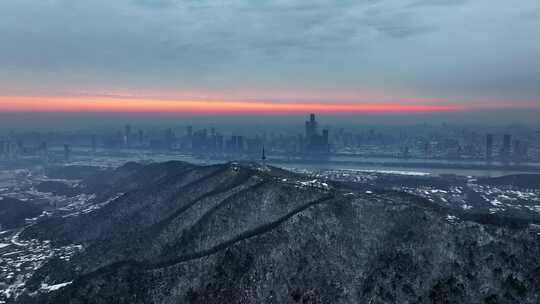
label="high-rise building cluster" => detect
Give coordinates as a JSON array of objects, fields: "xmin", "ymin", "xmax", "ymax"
[
  {"xmin": 0, "ymin": 133, "xmax": 49, "ymax": 161},
  {"xmin": 0, "ymin": 139, "xmax": 18, "ymax": 159},
  {"xmin": 304, "ymin": 114, "xmax": 330, "ymax": 154},
  {"xmin": 3, "ymin": 119, "xmax": 539, "ymax": 166},
  {"xmin": 485, "ymin": 133, "xmax": 529, "ymax": 163}
]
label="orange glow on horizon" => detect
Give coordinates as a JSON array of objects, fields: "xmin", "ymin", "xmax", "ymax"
[{"xmin": 0, "ymin": 96, "xmax": 466, "ymax": 114}]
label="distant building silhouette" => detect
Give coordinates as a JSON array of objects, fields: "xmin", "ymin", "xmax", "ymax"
[
  {"xmin": 305, "ymin": 113, "xmax": 318, "ymax": 141},
  {"xmin": 501, "ymin": 134, "xmax": 511, "ymax": 162},
  {"xmin": 227, "ymin": 135, "xmax": 245, "ymax": 153},
  {"xmin": 64, "ymin": 144, "xmax": 70, "ymax": 162},
  {"xmin": 304, "ymin": 114, "xmax": 329, "ymax": 154},
  {"xmin": 486, "ymin": 134, "xmax": 493, "ymax": 161},
  {"xmin": 513, "ymin": 139, "xmax": 529, "ymax": 162},
  {"xmin": 124, "ymin": 124, "xmax": 131, "ymax": 147},
  {"xmin": 165, "ymin": 128, "xmax": 174, "ymax": 149}
]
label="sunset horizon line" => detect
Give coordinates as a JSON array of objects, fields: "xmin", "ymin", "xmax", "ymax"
[
  {"xmin": 0, "ymin": 95, "xmax": 482, "ymax": 115},
  {"xmin": 1, "ymin": 95, "xmax": 538, "ymax": 116}
]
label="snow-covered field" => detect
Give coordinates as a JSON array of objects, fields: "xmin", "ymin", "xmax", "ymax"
[{"xmin": 0, "ymin": 167, "xmax": 107, "ymax": 302}]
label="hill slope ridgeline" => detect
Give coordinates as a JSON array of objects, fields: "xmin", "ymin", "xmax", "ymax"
[{"xmin": 17, "ymin": 161, "xmax": 540, "ymax": 304}]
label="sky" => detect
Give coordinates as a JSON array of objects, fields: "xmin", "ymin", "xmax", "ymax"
[{"xmin": 0, "ymin": 0, "xmax": 539, "ymax": 122}]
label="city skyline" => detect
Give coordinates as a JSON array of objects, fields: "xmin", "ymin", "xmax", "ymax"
[{"xmin": 1, "ymin": 113, "xmax": 536, "ymax": 164}]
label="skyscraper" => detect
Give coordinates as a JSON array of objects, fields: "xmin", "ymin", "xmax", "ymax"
[
  {"xmin": 64, "ymin": 144, "xmax": 70, "ymax": 162},
  {"xmin": 165, "ymin": 128, "xmax": 174, "ymax": 149},
  {"xmin": 237, "ymin": 136, "xmax": 244, "ymax": 152},
  {"xmin": 322, "ymin": 129, "xmax": 329, "ymax": 146},
  {"xmin": 303, "ymin": 114, "xmax": 330, "ymax": 154},
  {"xmin": 305, "ymin": 113, "xmax": 318, "ymax": 142},
  {"xmin": 124, "ymin": 124, "xmax": 131, "ymax": 147},
  {"xmin": 513, "ymin": 139, "xmax": 529, "ymax": 162},
  {"xmin": 486, "ymin": 134, "xmax": 493, "ymax": 161},
  {"xmin": 502, "ymin": 134, "xmax": 511, "ymax": 162}
]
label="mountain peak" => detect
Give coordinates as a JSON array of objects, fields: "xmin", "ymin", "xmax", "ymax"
[{"xmin": 12, "ymin": 161, "xmax": 540, "ymax": 304}]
